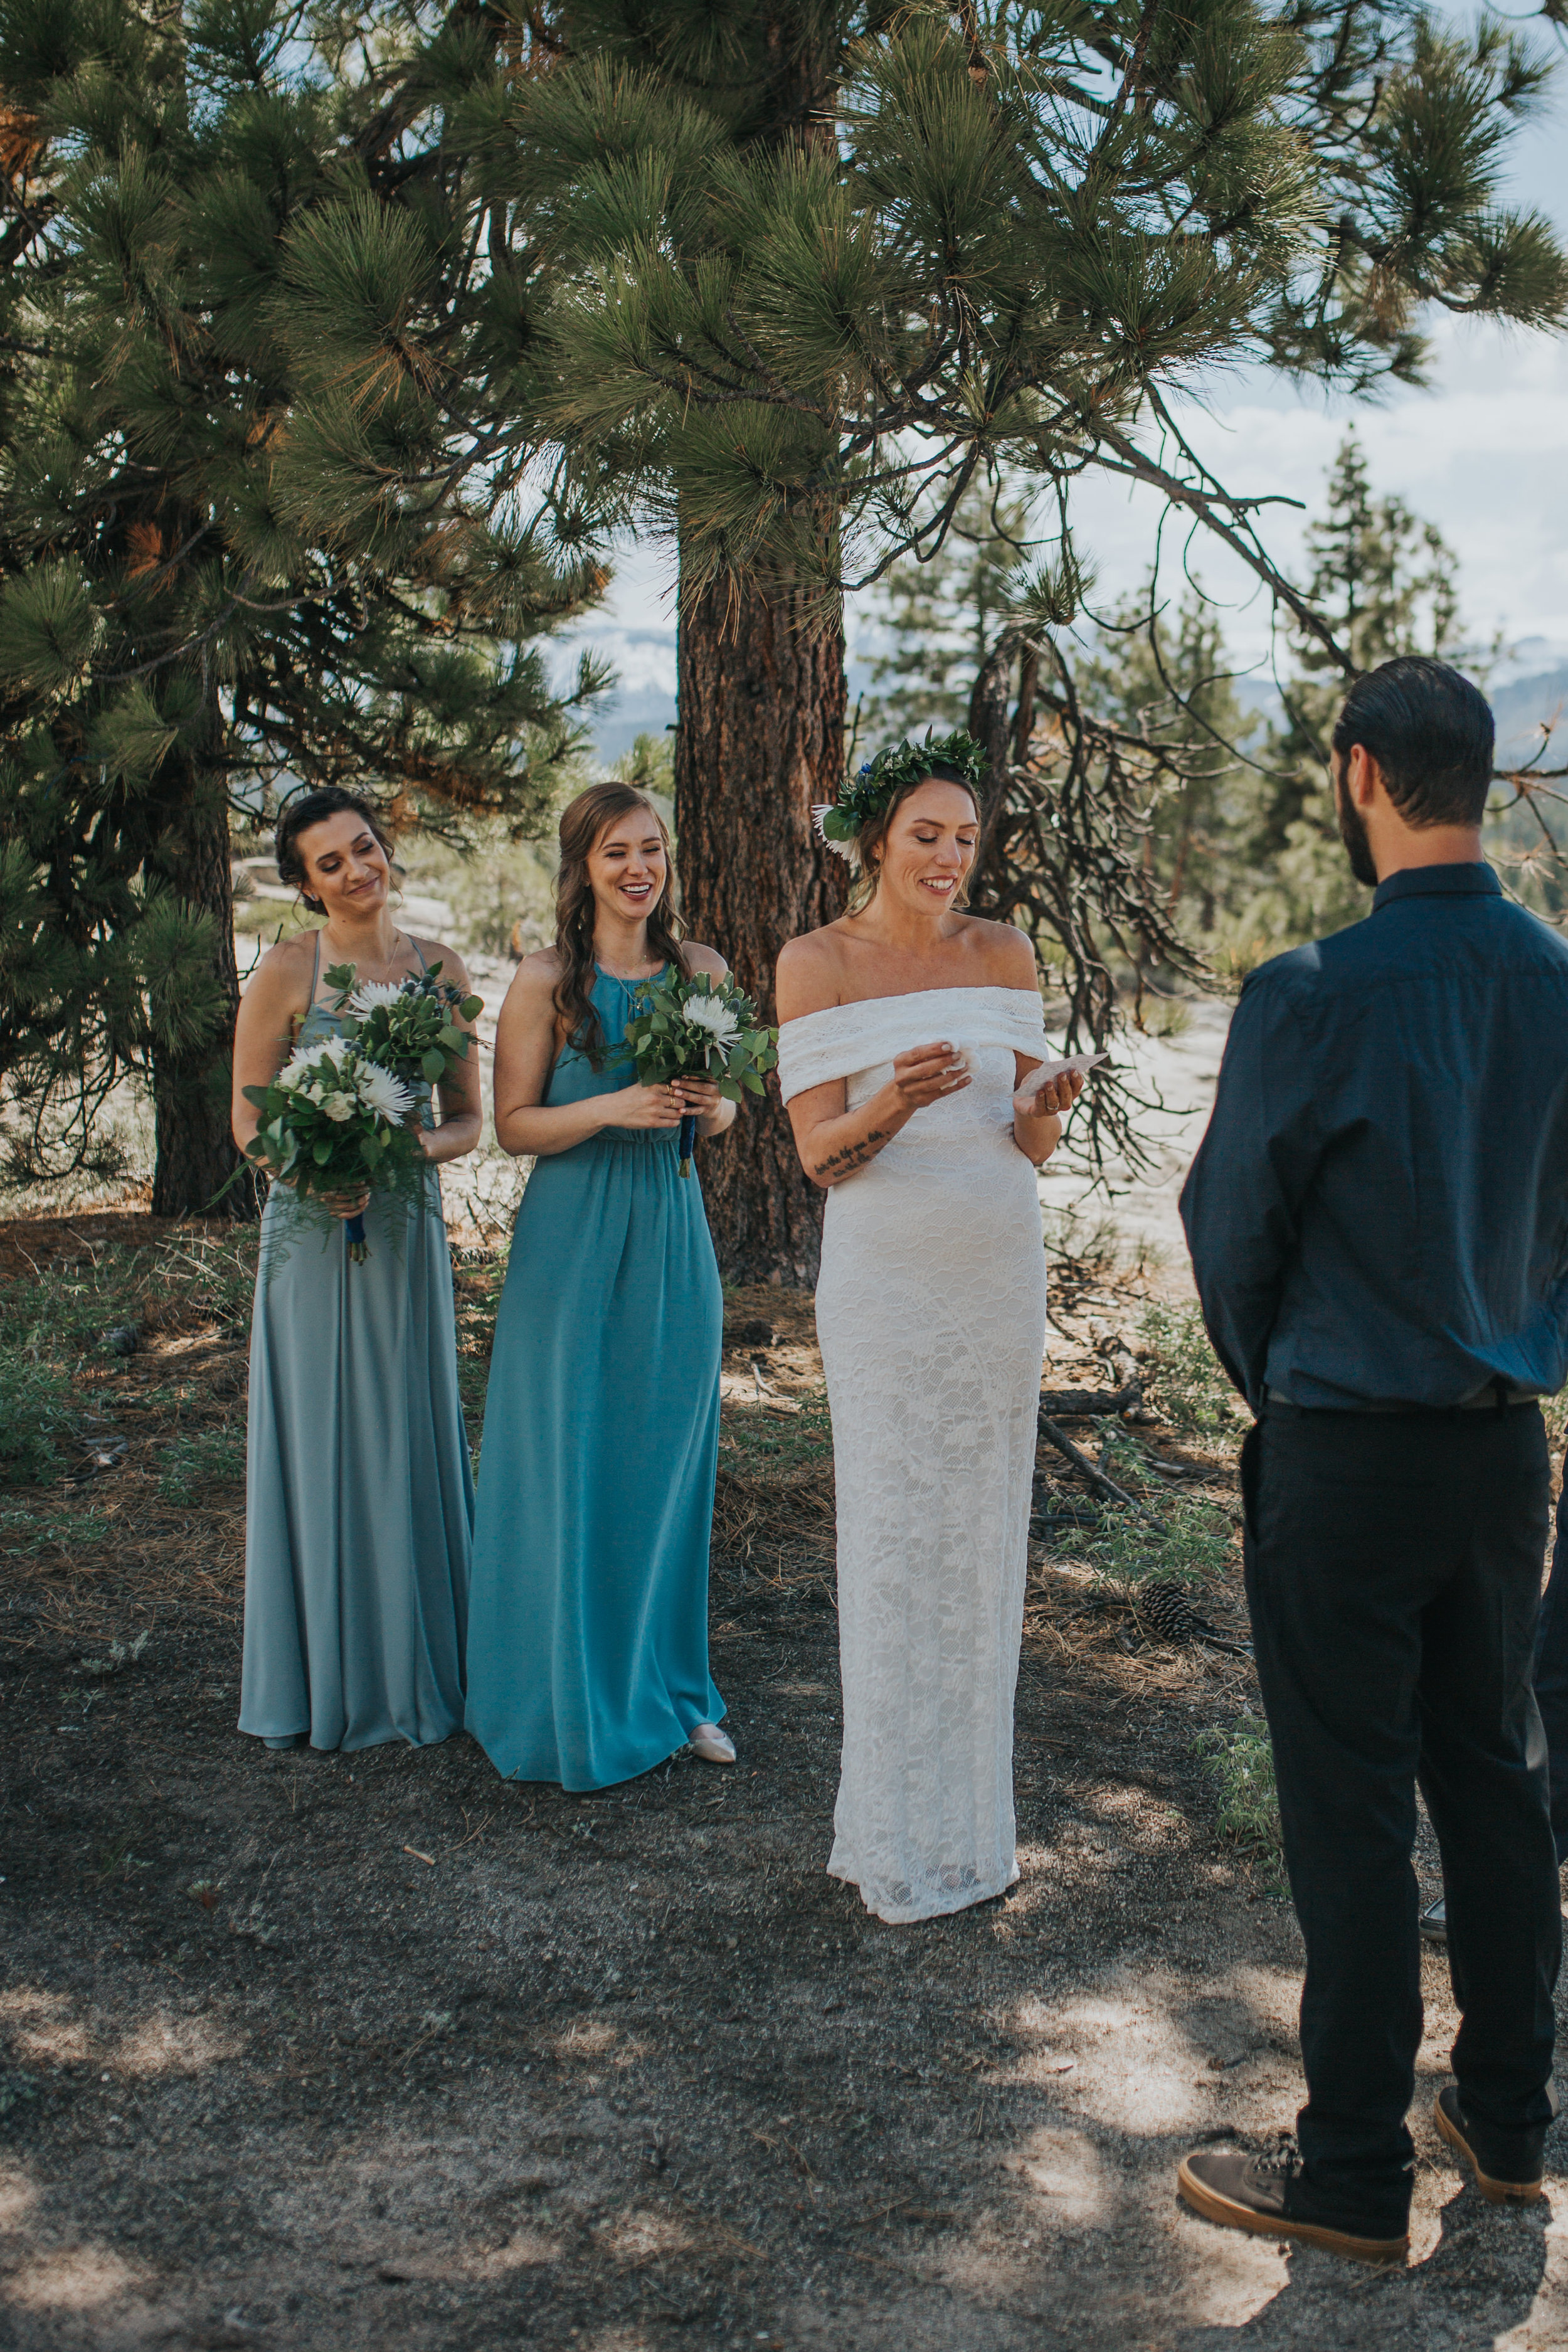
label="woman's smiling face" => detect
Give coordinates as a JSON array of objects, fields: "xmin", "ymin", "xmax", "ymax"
[
  {"xmin": 587, "ymin": 809, "xmax": 669, "ymax": 924},
  {"xmin": 294, "ymin": 810, "xmax": 393, "ymax": 918},
  {"xmin": 875, "ymin": 780, "xmax": 979, "ymax": 914}
]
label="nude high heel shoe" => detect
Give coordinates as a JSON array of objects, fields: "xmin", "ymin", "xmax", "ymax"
[{"xmin": 689, "ymin": 1722, "xmax": 736, "ymax": 1766}]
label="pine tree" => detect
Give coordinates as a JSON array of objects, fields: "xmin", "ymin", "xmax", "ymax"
[
  {"xmin": 858, "ymin": 480, "xmax": 1034, "ymax": 751},
  {"xmin": 1074, "ymin": 581, "xmax": 1262, "ymax": 945},
  {"xmin": 1241, "ymin": 433, "xmax": 1470, "ymax": 948},
  {"xmin": 226, "ymin": 1, "xmax": 1565, "ymax": 1271},
  {"xmin": 455, "ymin": 0, "xmax": 1565, "ymax": 1276},
  {"xmin": 0, "ymin": 0, "xmax": 608, "ymax": 1211}
]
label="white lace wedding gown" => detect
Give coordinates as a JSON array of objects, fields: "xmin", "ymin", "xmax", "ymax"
[{"xmin": 778, "ymin": 985, "xmax": 1049, "ymax": 1924}]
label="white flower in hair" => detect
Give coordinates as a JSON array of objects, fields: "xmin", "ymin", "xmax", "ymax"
[
  {"xmin": 812, "ymin": 806, "xmax": 857, "ymax": 862},
  {"xmin": 686, "ymin": 996, "xmax": 742, "ymax": 1045},
  {"xmin": 355, "ymin": 1061, "xmax": 416, "ymax": 1121},
  {"xmin": 348, "ymin": 978, "xmax": 406, "ymax": 1013}
]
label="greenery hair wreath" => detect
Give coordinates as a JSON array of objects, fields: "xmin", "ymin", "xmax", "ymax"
[{"xmin": 813, "ymin": 728, "xmax": 985, "ymax": 859}]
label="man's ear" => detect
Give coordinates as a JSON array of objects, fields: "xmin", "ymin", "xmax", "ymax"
[{"xmin": 1343, "ymin": 743, "xmax": 1382, "ymax": 809}]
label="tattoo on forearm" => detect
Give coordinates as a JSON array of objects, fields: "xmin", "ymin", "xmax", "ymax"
[{"xmin": 813, "ymin": 1129, "xmax": 887, "ymax": 1181}]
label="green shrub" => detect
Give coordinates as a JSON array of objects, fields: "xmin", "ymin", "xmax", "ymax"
[
  {"xmin": 1085, "ymin": 1493, "xmax": 1235, "ymax": 1591},
  {"xmin": 0, "ymin": 1354, "xmax": 75, "ymax": 1485},
  {"xmin": 157, "ymin": 1429, "xmax": 246, "ymax": 1504},
  {"xmin": 1137, "ymin": 1301, "xmax": 1244, "ymax": 1441},
  {"xmin": 1198, "ymin": 1722, "xmax": 1284, "ymax": 1880}
]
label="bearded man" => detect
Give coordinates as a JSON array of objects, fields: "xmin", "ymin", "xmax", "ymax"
[{"xmin": 1177, "ymin": 655, "xmax": 1568, "ymax": 2262}]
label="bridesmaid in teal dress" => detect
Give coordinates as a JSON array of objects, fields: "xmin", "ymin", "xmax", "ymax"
[
  {"xmin": 465, "ymin": 780, "xmax": 734, "ymax": 1789},
  {"xmin": 233, "ymin": 787, "xmax": 480, "ymax": 1752}
]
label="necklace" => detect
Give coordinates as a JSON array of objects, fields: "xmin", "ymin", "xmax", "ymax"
[
  {"xmin": 326, "ymin": 925, "xmax": 406, "ymax": 985},
  {"xmin": 597, "ymin": 951, "xmax": 663, "ymax": 980}
]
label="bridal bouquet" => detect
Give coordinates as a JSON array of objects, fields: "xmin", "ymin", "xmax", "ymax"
[
  {"xmin": 623, "ymin": 969, "xmax": 778, "ymax": 1177},
  {"xmin": 240, "ymin": 1034, "xmax": 422, "ymax": 1263}
]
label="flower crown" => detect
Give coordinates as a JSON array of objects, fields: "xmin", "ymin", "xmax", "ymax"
[{"xmin": 813, "ymin": 729, "xmax": 986, "ymax": 861}]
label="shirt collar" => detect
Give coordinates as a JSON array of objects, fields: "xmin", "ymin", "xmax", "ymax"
[{"xmin": 1372, "ymin": 862, "xmax": 1500, "ymax": 914}]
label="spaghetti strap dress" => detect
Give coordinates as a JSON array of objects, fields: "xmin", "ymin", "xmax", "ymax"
[
  {"xmin": 238, "ymin": 934, "xmax": 474, "ymax": 1752},
  {"xmin": 464, "ymin": 967, "xmax": 725, "ymax": 1790}
]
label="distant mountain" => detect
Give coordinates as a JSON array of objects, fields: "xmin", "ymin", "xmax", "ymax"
[
  {"xmin": 589, "ymin": 683, "xmax": 677, "ymax": 766},
  {"xmin": 1210, "ymin": 662, "xmax": 1568, "ymax": 771},
  {"xmin": 586, "ymin": 660, "xmax": 1568, "ymax": 772},
  {"xmin": 1492, "ymin": 665, "xmax": 1568, "ymax": 770}
]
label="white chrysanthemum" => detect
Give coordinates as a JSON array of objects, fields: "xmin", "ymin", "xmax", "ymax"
[
  {"xmin": 686, "ymin": 996, "xmax": 741, "ymax": 1045},
  {"xmin": 348, "ymin": 979, "xmax": 405, "ymax": 1014},
  {"xmin": 355, "ymin": 1061, "xmax": 416, "ymax": 1121},
  {"xmin": 315, "ymin": 1033, "xmax": 354, "ymax": 1068},
  {"xmin": 322, "ymin": 1094, "xmax": 355, "ymax": 1123}
]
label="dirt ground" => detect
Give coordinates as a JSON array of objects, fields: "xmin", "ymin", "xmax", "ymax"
[{"xmin": 2, "ymin": 1211, "xmax": 1566, "ymax": 2351}]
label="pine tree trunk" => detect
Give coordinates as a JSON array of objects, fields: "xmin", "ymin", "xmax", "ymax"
[
  {"xmin": 149, "ymin": 749, "xmax": 255, "ymax": 1220},
  {"xmin": 675, "ymin": 566, "xmax": 847, "ymax": 1285}
]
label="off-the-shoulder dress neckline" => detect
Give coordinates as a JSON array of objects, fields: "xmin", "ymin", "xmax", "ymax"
[{"xmin": 779, "ymin": 983, "xmax": 1042, "ymax": 1027}]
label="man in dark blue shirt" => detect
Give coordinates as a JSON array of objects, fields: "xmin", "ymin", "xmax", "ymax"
[{"xmin": 1176, "ymin": 657, "xmax": 1567, "ymax": 2262}]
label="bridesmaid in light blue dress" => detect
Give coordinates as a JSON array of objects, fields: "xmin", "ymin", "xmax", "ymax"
[
  {"xmin": 233, "ymin": 788, "xmax": 480, "ymax": 1753},
  {"xmin": 464, "ymin": 781, "xmax": 734, "ymax": 1789}
]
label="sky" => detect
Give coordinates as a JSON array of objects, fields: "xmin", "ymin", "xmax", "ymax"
[{"xmin": 561, "ymin": 51, "xmax": 1568, "ymax": 736}]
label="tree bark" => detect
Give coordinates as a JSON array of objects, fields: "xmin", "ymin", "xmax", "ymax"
[
  {"xmin": 149, "ymin": 749, "xmax": 256, "ymax": 1220},
  {"xmin": 675, "ymin": 564, "xmax": 847, "ymax": 1285}
]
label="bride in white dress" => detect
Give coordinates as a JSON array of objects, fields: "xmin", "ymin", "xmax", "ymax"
[{"xmin": 775, "ymin": 734, "xmax": 1084, "ymax": 1924}]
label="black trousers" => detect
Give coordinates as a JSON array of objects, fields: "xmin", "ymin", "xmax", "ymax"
[{"xmin": 1243, "ymin": 1404, "xmax": 1560, "ymax": 2228}]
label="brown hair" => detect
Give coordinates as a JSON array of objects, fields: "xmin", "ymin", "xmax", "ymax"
[
  {"xmin": 275, "ymin": 787, "xmax": 397, "ymax": 913},
  {"xmin": 849, "ymin": 764, "xmax": 980, "ymax": 914},
  {"xmin": 553, "ymin": 781, "xmax": 686, "ymax": 1059}
]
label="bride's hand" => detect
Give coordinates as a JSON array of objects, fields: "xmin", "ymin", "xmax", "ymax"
[
  {"xmin": 891, "ymin": 1043, "xmax": 970, "ymax": 1111},
  {"xmin": 1013, "ymin": 1069, "xmax": 1085, "ymax": 1121}
]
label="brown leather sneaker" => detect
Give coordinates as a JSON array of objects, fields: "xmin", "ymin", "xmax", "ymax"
[
  {"xmin": 1434, "ymin": 2087, "xmax": 1547, "ymax": 2203},
  {"xmin": 1177, "ymin": 2147, "xmax": 1409, "ymax": 2264}
]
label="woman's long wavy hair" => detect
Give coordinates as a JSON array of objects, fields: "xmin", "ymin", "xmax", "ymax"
[{"xmin": 553, "ymin": 782, "xmax": 686, "ymax": 1060}]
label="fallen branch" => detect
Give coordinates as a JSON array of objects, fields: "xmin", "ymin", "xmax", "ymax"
[
  {"xmin": 1038, "ymin": 1414, "xmax": 1165, "ymax": 1525},
  {"xmin": 1037, "ymin": 1382, "xmax": 1142, "ymax": 1417}
]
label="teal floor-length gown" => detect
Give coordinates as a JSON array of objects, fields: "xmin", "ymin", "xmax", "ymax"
[
  {"xmin": 238, "ymin": 943, "xmax": 474, "ymax": 1752},
  {"xmin": 465, "ymin": 967, "xmax": 724, "ymax": 1789}
]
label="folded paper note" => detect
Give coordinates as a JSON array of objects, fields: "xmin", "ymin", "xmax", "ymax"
[{"xmin": 1030, "ymin": 1051, "xmax": 1108, "ymax": 1086}]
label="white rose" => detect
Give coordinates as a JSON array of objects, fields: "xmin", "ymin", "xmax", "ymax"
[{"xmin": 322, "ymin": 1095, "xmax": 354, "ymax": 1123}]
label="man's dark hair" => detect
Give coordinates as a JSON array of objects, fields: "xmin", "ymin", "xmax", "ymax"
[{"xmin": 1331, "ymin": 657, "xmax": 1494, "ymax": 828}]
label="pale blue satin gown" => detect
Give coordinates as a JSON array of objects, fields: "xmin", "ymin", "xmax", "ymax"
[
  {"xmin": 464, "ymin": 967, "xmax": 724, "ymax": 1789},
  {"xmin": 238, "ymin": 936, "xmax": 474, "ymax": 1752}
]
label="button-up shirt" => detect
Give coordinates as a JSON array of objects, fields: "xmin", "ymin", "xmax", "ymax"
[{"xmin": 1180, "ymin": 863, "xmax": 1568, "ymax": 1412}]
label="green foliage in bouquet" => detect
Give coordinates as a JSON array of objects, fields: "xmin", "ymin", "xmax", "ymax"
[
  {"xmin": 623, "ymin": 970, "xmax": 778, "ymax": 1177},
  {"xmin": 239, "ymin": 1036, "xmax": 424, "ymax": 1261},
  {"xmin": 326, "ymin": 963, "xmax": 484, "ymax": 1088}
]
